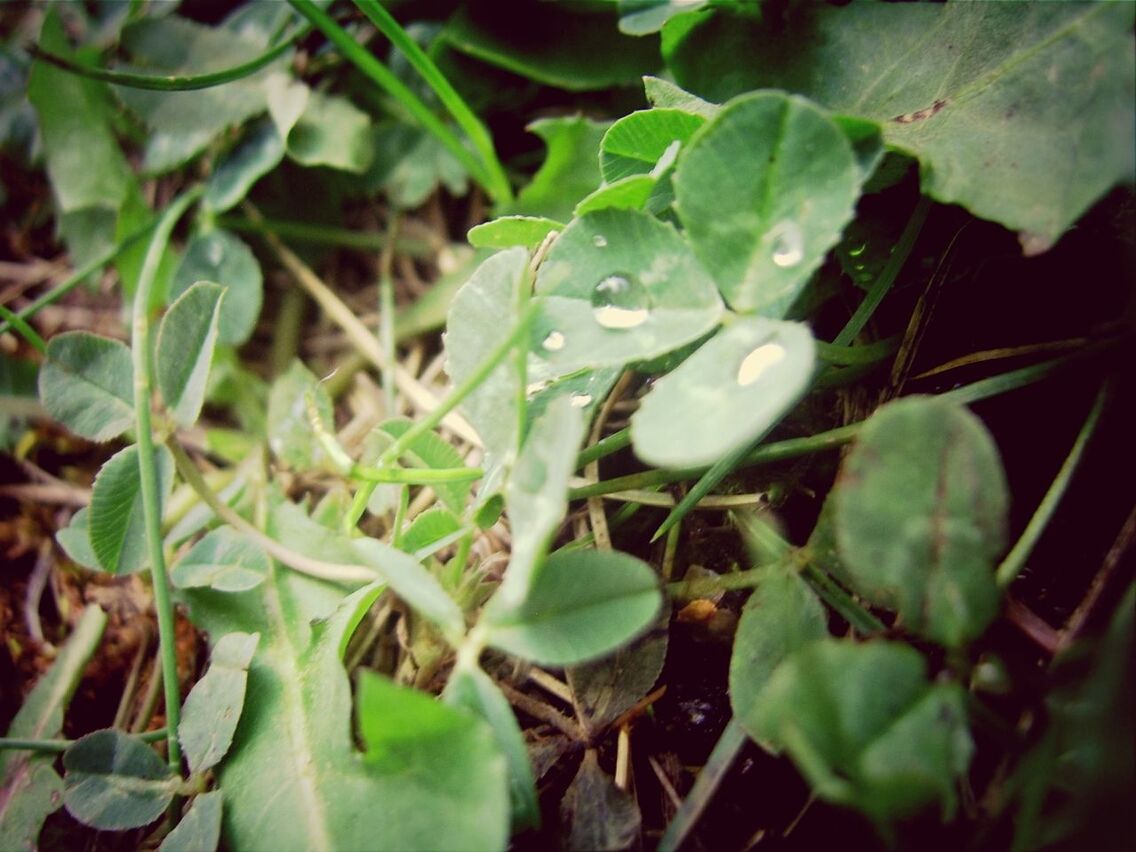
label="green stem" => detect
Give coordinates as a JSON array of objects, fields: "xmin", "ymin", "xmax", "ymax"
[
  {"xmin": 287, "ymin": 0, "xmax": 504, "ymax": 203},
  {"xmin": 667, "ymin": 565, "xmax": 774, "ymax": 600},
  {"xmin": 0, "ymin": 729, "xmax": 167, "ymax": 753},
  {"xmin": 131, "ymin": 186, "xmax": 204, "ymax": 772},
  {"xmin": 352, "ymin": 0, "xmax": 512, "ymax": 204},
  {"xmin": 815, "ymin": 335, "xmax": 900, "ymax": 366},
  {"xmin": 0, "ymin": 304, "xmax": 46, "ymax": 353},
  {"xmin": 800, "ymin": 562, "xmax": 885, "ymax": 634},
  {"xmin": 995, "ymin": 384, "xmax": 1109, "ymax": 588},
  {"xmin": 0, "ymin": 225, "xmax": 153, "ymax": 337},
  {"xmin": 27, "ymin": 24, "xmax": 307, "ymax": 91},
  {"xmin": 377, "ymin": 302, "xmax": 537, "ymax": 467},
  {"xmin": 833, "ymin": 195, "xmax": 930, "ymax": 347},
  {"xmin": 217, "ymin": 214, "xmax": 434, "ymax": 257},
  {"xmin": 576, "ymin": 427, "xmax": 631, "ymax": 468}
]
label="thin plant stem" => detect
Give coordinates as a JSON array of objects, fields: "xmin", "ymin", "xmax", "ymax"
[
  {"xmin": 27, "ymin": 23, "xmax": 308, "ymax": 91},
  {"xmin": 995, "ymin": 384, "xmax": 1109, "ymax": 588},
  {"xmin": 576, "ymin": 427, "xmax": 631, "ymax": 468},
  {"xmin": 287, "ymin": 0, "xmax": 505, "ymax": 203},
  {"xmin": 377, "ymin": 302, "xmax": 537, "ymax": 467},
  {"xmin": 815, "ymin": 335, "xmax": 900, "ymax": 366},
  {"xmin": 352, "ymin": 0, "xmax": 512, "ymax": 204},
  {"xmin": 0, "ymin": 729, "xmax": 167, "ymax": 753},
  {"xmin": 131, "ymin": 186, "xmax": 204, "ymax": 771},
  {"xmin": 217, "ymin": 214, "xmax": 434, "ymax": 258},
  {"xmin": 800, "ymin": 563, "xmax": 885, "ymax": 634},
  {"xmin": 833, "ymin": 194, "xmax": 930, "ymax": 347},
  {"xmin": 666, "ymin": 565, "xmax": 774, "ymax": 600},
  {"xmin": 0, "ymin": 304, "xmax": 46, "ymax": 353}
]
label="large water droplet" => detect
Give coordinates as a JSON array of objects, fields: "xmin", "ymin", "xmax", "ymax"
[
  {"xmin": 770, "ymin": 221, "xmax": 804, "ymax": 268},
  {"xmin": 569, "ymin": 392, "xmax": 592, "ymax": 408},
  {"xmin": 591, "ymin": 273, "xmax": 649, "ymax": 330},
  {"xmin": 542, "ymin": 331, "xmax": 566, "ymax": 352},
  {"xmin": 736, "ymin": 342, "xmax": 786, "ymax": 386},
  {"xmin": 592, "ymin": 234, "xmax": 608, "ymax": 248}
]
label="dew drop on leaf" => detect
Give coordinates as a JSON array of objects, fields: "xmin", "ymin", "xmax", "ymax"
[
  {"xmin": 569, "ymin": 392, "xmax": 592, "ymax": 408},
  {"xmin": 542, "ymin": 330, "xmax": 566, "ymax": 352},
  {"xmin": 592, "ymin": 234, "xmax": 608, "ymax": 248},
  {"xmin": 736, "ymin": 342, "xmax": 786, "ymax": 386},
  {"xmin": 770, "ymin": 221, "xmax": 804, "ymax": 268},
  {"xmin": 591, "ymin": 273, "xmax": 650, "ymax": 330}
]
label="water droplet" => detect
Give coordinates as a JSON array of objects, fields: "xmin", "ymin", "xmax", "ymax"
[
  {"xmin": 591, "ymin": 273, "xmax": 649, "ymax": 330},
  {"xmin": 736, "ymin": 342, "xmax": 786, "ymax": 386},
  {"xmin": 769, "ymin": 221, "xmax": 804, "ymax": 268},
  {"xmin": 848, "ymin": 242, "xmax": 867, "ymax": 257},
  {"xmin": 592, "ymin": 234, "xmax": 608, "ymax": 248},
  {"xmin": 569, "ymin": 392, "xmax": 592, "ymax": 408},
  {"xmin": 542, "ymin": 330, "xmax": 566, "ymax": 352}
]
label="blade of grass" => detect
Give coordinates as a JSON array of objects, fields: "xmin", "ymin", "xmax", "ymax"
[
  {"xmin": 352, "ymin": 0, "xmax": 512, "ymax": 205},
  {"xmin": 0, "ymin": 304, "xmax": 46, "ymax": 353}
]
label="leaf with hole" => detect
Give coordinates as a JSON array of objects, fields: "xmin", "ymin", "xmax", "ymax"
[
  {"xmin": 38, "ymin": 332, "xmax": 134, "ymax": 442},
  {"xmin": 750, "ymin": 640, "xmax": 973, "ymax": 823},
  {"xmin": 179, "ymin": 631, "xmax": 259, "ymax": 774},
  {"xmin": 834, "ymin": 396, "xmax": 1008, "ymax": 647},
  {"xmin": 484, "ymin": 547, "xmax": 661, "ymax": 667},
  {"xmin": 62, "ymin": 730, "xmax": 177, "ymax": 831},
  {"xmin": 728, "ymin": 565, "xmax": 829, "ymax": 750},
  {"xmin": 532, "ymin": 208, "xmax": 723, "ymax": 376},
  {"xmin": 0, "ymin": 606, "xmax": 106, "ymax": 848},
  {"xmin": 89, "ymin": 444, "xmax": 175, "ymax": 575},
  {"xmin": 674, "ymin": 91, "xmax": 863, "ymax": 316},
  {"xmin": 171, "ymin": 229, "xmax": 263, "ymax": 346},
  {"xmin": 157, "ymin": 281, "xmax": 224, "ymax": 427},
  {"xmin": 632, "ymin": 317, "xmax": 815, "ymax": 468}
]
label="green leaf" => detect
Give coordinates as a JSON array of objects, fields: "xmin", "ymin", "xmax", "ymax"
[
  {"xmin": 113, "ymin": 16, "xmax": 280, "ymax": 174},
  {"xmin": 525, "ymin": 366, "xmax": 621, "ymax": 429},
  {"xmin": 467, "ymin": 216, "xmax": 564, "ymax": 251},
  {"xmin": 510, "ymin": 116, "xmax": 611, "ymax": 222},
  {"xmin": 351, "ymin": 538, "xmax": 466, "ymax": 641},
  {"xmin": 631, "ymin": 317, "xmax": 815, "ymax": 467},
  {"xmin": 834, "ymin": 397, "xmax": 1008, "ymax": 648},
  {"xmin": 89, "ymin": 444, "xmax": 175, "ymax": 575},
  {"xmin": 532, "ymin": 209, "xmax": 723, "ymax": 375},
  {"xmin": 62, "ymin": 730, "xmax": 176, "ymax": 831},
  {"xmin": 442, "ymin": 2, "xmax": 660, "ymax": 92},
  {"xmin": 203, "ymin": 118, "xmax": 285, "ymax": 213},
  {"xmin": 28, "ymin": 11, "xmax": 131, "ymax": 214},
  {"xmin": 157, "ymin": 281, "xmax": 224, "ymax": 428},
  {"xmin": 0, "ymin": 606, "xmax": 107, "ymax": 848},
  {"xmin": 666, "ymin": 3, "xmax": 1136, "ymax": 252},
  {"xmin": 442, "ymin": 661, "xmax": 540, "ymax": 830},
  {"xmin": 171, "ymin": 229, "xmax": 262, "ymax": 346},
  {"xmin": 643, "ymin": 75, "xmax": 720, "ymax": 120},
  {"xmin": 728, "ymin": 566, "xmax": 828, "ymax": 750},
  {"xmin": 567, "ymin": 618, "xmax": 668, "ymax": 737},
  {"xmin": 561, "ymin": 749, "xmax": 641, "ymax": 851},
  {"xmin": 600, "ymin": 108, "xmax": 706, "ymax": 183},
  {"xmin": 38, "ymin": 331, "xmax": 134, "ymax": 442},
  {"xmin": 266, "ymin": 360, "xmax": 333, "ymax": 471},
  {"xmin": 444, "ymin": 247, "xmax": 528, "ymax": 461},
  {"xmin": 619, "ymin": 0, "xmax": 712, "ymax": 36},
  {"xmin": 751, "ymin": 640, "xmax": 973, "ymax": 823},
  {"xmin": 398, "ymin": 506, "xmax": 464, "ymax": 560},
  {"xmin": 355, "ymin": 672, "xmax": 509, "ymax": 849},
  {"xmin": 159, "ymin": 791, "xmax": 222, "ymax": 852},
  {"xmin": 674, "ymin": 91, "xmax": 863, "ymax": 316},
  {"xmin": 573, "ymin": 175, "xmax": 656, "ymax": 217},
  {"xmin": 364, "ymin": 417, "xmax": 472, "ymax": 513},
  {"xmin": 484, "ymin": 548, "xmax": 662, "ymax": 667},
  {"xmin": 267, "ymin": 76, "xmax": 374, "ymax": 174},
  {"xmin": 171, "ymin": 528, "xmax": 268, "ymax": 593},
  {"xmin": 179, "ymin": 632, "xmax": 259, "ymax": 774},
  {"xmin": 367, "ymin": 122, "xmax": 469, "ymax": 209},
  {"xmin": 55, "ymin": 507, "xmax": 100, "ymax": 571},
  {"xmin": 494, "ymin": 398, "xmax": 586, "ymax": 608}
]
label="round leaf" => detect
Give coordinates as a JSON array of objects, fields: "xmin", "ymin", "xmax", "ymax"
[
  {"xmin": 203, "ymin": 118, "xmax": 285, "ymax": 213},
  {"xmin": 834, "ymin": 397, "xmax": 1008, "ymax": 647},
  {"xmin": 631, "ymin": 317, "xmax": 815, "ymax": 468},
  {"xmin": 62, "ymin": 730, "xmax": 175, "ymax": 831},
  {"xmin": 171, "ymin": 229, "xmax": 262, "ymax": 346},
  {"xmin": 532, "ymin": 208, "xmax": 723, "ymax": 375},
  {"xmin": 674, "ymin": 91, "xmax": 861, "ymax": 316},
  {"xmin": 38, "ymin": 331, "xmax": 133, "ymax": 442},
  {"xmin": 600, "ymin": 108, "xmax": 705, "ymax": 183},
  {"xmin": 89, "ymin": 444, "xmax": 175, "ymax": 575},
  {"xmin": 171, "ymin": 528, "xmax": 269, "ymax": 592},
  {"xmin": 484, "ymin": 548, "xmax": 662, "ymax": 666},
  {"xmin": 157, "ymin": 281, "xmax": 224, "ymax": 427}
]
